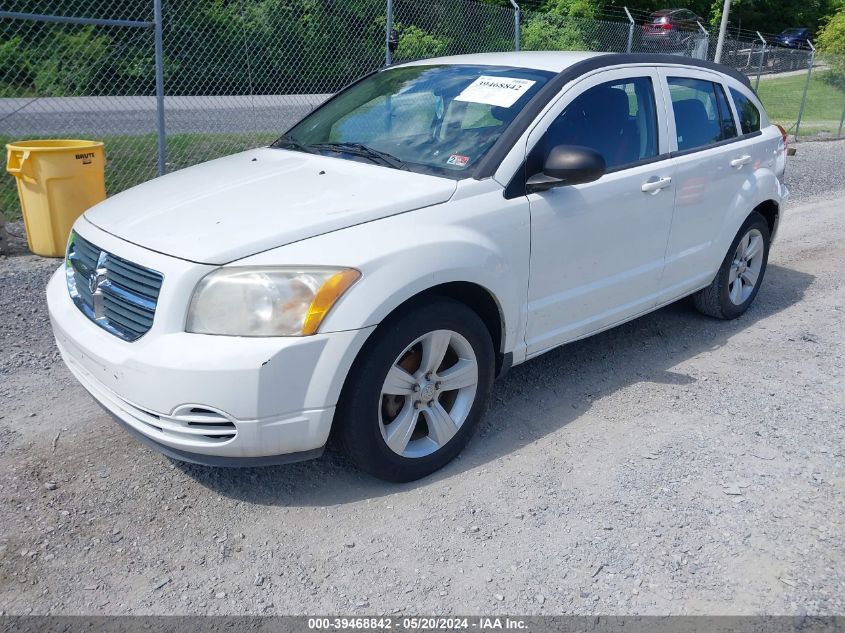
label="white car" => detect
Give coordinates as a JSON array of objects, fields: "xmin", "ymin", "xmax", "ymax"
[{"xmin": 47, "ymin": 52, "xmax": 788, "ymax": 481}]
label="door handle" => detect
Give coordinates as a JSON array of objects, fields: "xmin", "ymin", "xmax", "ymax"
[
  {"xmin": 641, "ymin": 176, "xmax": 672, "ymax": 193},
  {"xmin": 730, "ymin": 155, "xmax": 752, "ymax": 168}
]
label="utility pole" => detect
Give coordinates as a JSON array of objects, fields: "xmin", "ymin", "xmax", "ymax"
[{"xmin": 714, "ymin": 0, "xmax": 731, "ymax": 64}]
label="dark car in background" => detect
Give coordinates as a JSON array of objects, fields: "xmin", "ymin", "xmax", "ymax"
[
  {"xmin": 772, "ymin": 27, "xmax": 812, "ymax": 50},
  {"xmin": 641, "ymin": 9, "xmax": 703, "ymax": 52}
]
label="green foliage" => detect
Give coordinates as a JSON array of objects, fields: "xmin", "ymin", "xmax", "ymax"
[
  {"xmin": 817, "ymin": 7, "xmax": 845, "ymax": 53},
  {"xmin": 817, "ymin": 8, "xmax": 845, "ymax": 85},
  {"xmin": 0, "ymin": 37, "xmax": 30, "ymax": 97},
  {"xmin": 544, "ymin": 0, "xmax": 600, "ymax": 19},
  {"xmin": 521, "ymin": 12, "xmax": 587, "ymax": 50},
  {"xmin": 30, "ymin": 28, "xmax": 112, "ymax": 96},
  {"xmin": 396, "ymin": 25, "xmax": 449, "ymax": 60},
  {"xmin": 3, "ymin": 0, "xmax": 843, "ymax": 98},
  {"xmin": 706, "ymin": 0, "xmax": 840, "ymax": 36}
]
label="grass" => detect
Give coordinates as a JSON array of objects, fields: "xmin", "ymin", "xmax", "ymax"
[
  {"xmin": 756, "ymin": 71, "xmax": 845, "ymax": 136},
  {"xmin": 1, "ymin": 132, "xmax": 277, "ymax": 222}
]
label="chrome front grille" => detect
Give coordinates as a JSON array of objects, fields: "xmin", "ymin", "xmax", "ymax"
[{"xmin": 65, "ymin": 232, "xmax": 164, "ymax": 342}]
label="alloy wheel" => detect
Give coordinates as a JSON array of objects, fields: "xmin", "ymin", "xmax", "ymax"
[
  {"xmin": 728, "ymin": 228, "xmax": 764, "ymax": 305},
  {"xmin": 378, "ymin": 329, "xmax": 479, "ymax": 458}
]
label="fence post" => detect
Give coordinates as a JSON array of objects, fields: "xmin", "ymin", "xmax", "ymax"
[
  {"xmin": 696, "ymin": 21, "xmax": 709, "ymax": 60},
  {"xmin": 153, "ymin": 0, "xmax": 166, "ymax": 177},
  {"xmin": 754, "ymin": 31, "xmax": 766, "ymax": 91},
  {"xmin": 624, "ymin": 7, "xmax": 634, "ymax": 54},
  {"xmin": 509, "ymin": 0, "xmax": 520, "ymax": 51},
  {"xmin": 794, "ymin": 43, "xmax": 815, "ymax": 141},
  {"xmin": 385, "ymin": 0, "xmax": 394, "ymax": 66},
  {"xmin": 714, "ymin": 0, "xmax": 731, "ymax": 63},
  {"xmin": 838, "ymin": 102, "xmax": 845, "ymax": 139}
]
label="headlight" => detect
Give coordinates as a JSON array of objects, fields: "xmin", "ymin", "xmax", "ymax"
[{"xmin": 186, "ymin": 267, "xmax": 360, "ymax": 336}]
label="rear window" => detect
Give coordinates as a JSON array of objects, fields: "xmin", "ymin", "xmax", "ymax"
[
  {"xmin": 668, "ymin": 77, "xmax": 736, "ymax": 151},
  {"xmin": 730, "ymin": 88, "xmax": 761, "ymax": 134}
]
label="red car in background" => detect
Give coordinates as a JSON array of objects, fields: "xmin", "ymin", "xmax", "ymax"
[{"xmin": 642, "ymin": 9, "xmax": 704, "ymax": 52}]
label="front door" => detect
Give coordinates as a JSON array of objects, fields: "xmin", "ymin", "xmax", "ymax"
[{"xmin": 524, "ymin": 68, "xmax": 676, "ymax": 356}]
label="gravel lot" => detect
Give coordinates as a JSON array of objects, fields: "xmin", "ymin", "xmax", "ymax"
[{"xmin": 0, "ymin": 140, "xmax": 843, "ymax": 616}]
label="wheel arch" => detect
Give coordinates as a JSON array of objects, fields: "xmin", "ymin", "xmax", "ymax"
[
  {"xmin": 328, "ymin": 281, "xmax": 509, "ymax": 451},
  {"xmin": 403, "ymin": 281, "xmax": 508, "ymax": 376},
  {"xmin": 346, "ymin": 280, "xmax": 510, "ymax": 379},
  {"xmin": 753, "ymin": 199, "xmax": 780, "ymax": 239}
]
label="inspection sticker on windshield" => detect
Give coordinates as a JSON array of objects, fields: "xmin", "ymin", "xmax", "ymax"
[
  {"xmin": 446, "ymin": 154, "xmax": 470, "ymax": 167},
  {"xmin": 455, "ymin": 76, "xmax": 536, "ymax": 108}
]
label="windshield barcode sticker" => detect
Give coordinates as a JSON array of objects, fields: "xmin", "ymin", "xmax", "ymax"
[{"xmin": 454, "ymin": 76, "xmax": 537, "ymax": 108}]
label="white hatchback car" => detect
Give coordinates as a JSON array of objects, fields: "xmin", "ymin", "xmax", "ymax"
[{"xmin": 48, "ymin": 52, "xmax": 788, "ymax": 481}]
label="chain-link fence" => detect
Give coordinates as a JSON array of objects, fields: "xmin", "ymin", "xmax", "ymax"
[{"xmin": 2, "ymin": 0, "xmax": 844, "ymax": 222}]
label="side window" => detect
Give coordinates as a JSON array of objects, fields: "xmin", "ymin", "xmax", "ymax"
[
  {"xmin": 543, "ymin": 76, "xmax": 658, "ymax": 171},
  {"xmin": 668, "ymin": 76, "xmax": 736, "ymax": 151},
  {"xmin": 730, "ymin": 88, "xmax": 761, "ymax": 134}
]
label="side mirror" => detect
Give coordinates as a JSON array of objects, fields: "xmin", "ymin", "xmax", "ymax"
[{"xmin": 526, "ymin": 145, "xmax": 606, "ymax": 193}]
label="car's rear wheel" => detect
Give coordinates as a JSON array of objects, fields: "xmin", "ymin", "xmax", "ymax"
[
  {"xmin": 336, "ymin": 298, "xmax": 494, "ymax": 482},
  {"xmin": 693, "ymin": 212, "xmax": 771, "ymax": 319}
]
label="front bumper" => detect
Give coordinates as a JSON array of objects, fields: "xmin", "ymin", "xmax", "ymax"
[{"xmin": 47, "ymin": 258, "xmax": 375, "ymax": 462}]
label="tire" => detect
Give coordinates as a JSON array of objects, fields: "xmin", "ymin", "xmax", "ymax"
[
  {"xmin": 336, "ymin": 297, "xmax": 494, "ymax": 482},
  {"xmin": 693, "ymin": 212, "xmax": 771, "ymax": 320}
]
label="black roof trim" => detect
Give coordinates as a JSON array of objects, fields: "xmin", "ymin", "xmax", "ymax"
[
  {"xmin": 472, "ymin": 52, "xmax": 751, "ymax": 180},
  {"xmin": 608, "ymin": 53, "xmax": 752, "ymax": 88}
]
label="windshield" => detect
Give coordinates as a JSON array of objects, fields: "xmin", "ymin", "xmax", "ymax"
[{"xmin": 275, "ymin": 64, "xmax": 554, "ymax": 178}]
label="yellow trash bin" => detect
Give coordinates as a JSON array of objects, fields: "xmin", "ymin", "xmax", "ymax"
[{"xmin": 6, "ymin": 139, "xmax": 106, "ymax": 257}]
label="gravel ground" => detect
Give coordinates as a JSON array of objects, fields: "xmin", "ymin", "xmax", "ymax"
[{"xmin": 0, "ymin": 139, "xmax": 843, "ymax": 616}]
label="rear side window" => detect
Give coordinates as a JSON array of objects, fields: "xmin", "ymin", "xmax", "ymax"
[
  {"xmin": 543, "ymin": 76, "xmax": 658, "ymax": 171},
  {"xmin": 668, "ymin": 77, "xmax": 736, "ymax": 151},
  {"xmin": 730, "ymin": 88, "xmax": 761, "ymax": 134}
]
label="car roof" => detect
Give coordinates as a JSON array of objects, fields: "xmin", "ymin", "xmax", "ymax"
[
  {"xmin": 394, "ymin": 52, "xmax": 749, "ymax": 88},
  {"xmin": 396, "ymin": 51, "xmax": 604, "ymax": 73}
]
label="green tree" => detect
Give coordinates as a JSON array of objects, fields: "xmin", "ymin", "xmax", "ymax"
[
  {"xmin": 396, "ymin": 25, "xmax": 449, "ymax": 59},
  {"xmin": 817, "ymin": 7, "xmax": 845, "ymax": 84},
  {"xmin": 817, "ymin": 7, "xmax": 845, "ymax": 52},
  {"xmin": 521, "ymin": 12, "xmax": 588, "ymax": 49},
  {"xmin": 30, "ymin": 27, "xmax": 112, "ymax": 96}
]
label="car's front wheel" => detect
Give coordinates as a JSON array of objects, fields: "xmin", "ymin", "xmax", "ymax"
[
  {"xmin": 336, "ymin": 298, "xmax": 494, "ymax": 482},
  {"xmin": 693, "ymin": 211, "xmax": 771, "ymax": 319}
]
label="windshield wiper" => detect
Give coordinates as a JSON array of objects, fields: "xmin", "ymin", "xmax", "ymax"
[
  {"xmin": 273, "ymin": 134, "xmax": 317, "ymax": 154},
  {"xmin": 309, "ymin": 142, "xmax": 410, "ymax": 171}
]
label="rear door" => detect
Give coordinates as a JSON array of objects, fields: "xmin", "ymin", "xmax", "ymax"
[{"xmin": 656, "ymin": 68, "xmax": 757, "ymax": 303}]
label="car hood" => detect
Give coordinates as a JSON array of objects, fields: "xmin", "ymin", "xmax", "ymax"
[{"xmin": 85, "ymin": 147, "xmax": 457, "ymax": 264}]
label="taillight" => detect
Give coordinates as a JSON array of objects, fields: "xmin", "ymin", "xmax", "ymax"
[
  {"xmin": 774, "ymin": 124, "xmax": 789, "ymax": 176},
  {"xmin": 776, "ymin": 124, "xmax": 788, "ymax": 150}
]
